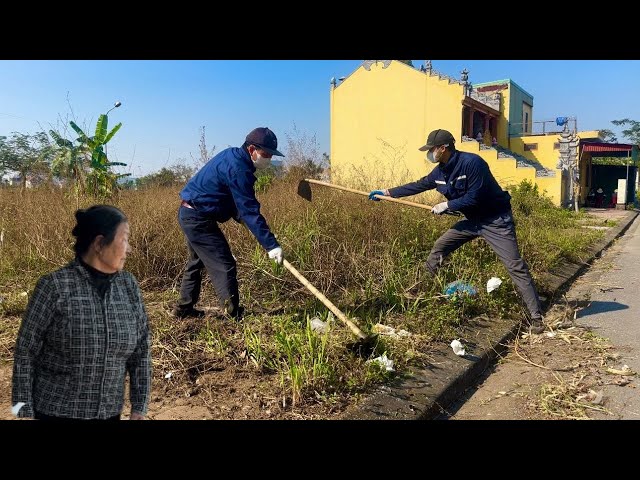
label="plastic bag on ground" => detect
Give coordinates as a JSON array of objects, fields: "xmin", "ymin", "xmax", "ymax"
[
  {"xmin": 444, "ymin": 280, "xmax": 477, "ymax": 297},
  {"xmin": 450, "ymin": 339, "xmax": 466, "ymax": 356},
  {"xmin": 310, "ymin": 317, "xmax": 327, "ymax": 333},
  {"xmin": 486, "ymin": 277, "xmax": 502, "ymax": 293},
  {"xmin": 366, "ymin": 354, "xmax": 395, "ymax": 372}
]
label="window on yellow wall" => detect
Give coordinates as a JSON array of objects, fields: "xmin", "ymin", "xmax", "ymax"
[{"xmin": 524, "ymin": 143, "xmax": 538, "ymax": 151}]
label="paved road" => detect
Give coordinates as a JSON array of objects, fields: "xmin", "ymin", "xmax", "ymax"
[
  {"xmin": 574, "ymin": 216, "xmax": 640, "ymax": 419},
  {"xmin": 445, "ymin": 211, "xmax": 639, "ymax": 420}
]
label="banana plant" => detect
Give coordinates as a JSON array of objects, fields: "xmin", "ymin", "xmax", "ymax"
[
  {"xmin": 69, "ymin": 114, "xmax": 125, "ymax": 172},
  {"xmin": 50, "ymin": 113, "xmax": 126, "ymax": 196},
  {"xmin": 49, "ymin": 129, "xmax": 88, "ymax": 191}
]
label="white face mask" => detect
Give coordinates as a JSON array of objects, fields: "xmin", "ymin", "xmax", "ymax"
[
  {"xmin": 253, "ymin": 152, "xmax": 272, "ymax": 170},
  {"xmin": 426, "ymin": 145, "xmax": 448, "ymax": 164},
  {"xmin": 426, "ymin": 148, "xmax": 440, "ymax": 163}
]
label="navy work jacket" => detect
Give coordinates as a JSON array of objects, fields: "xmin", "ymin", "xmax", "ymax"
[
  {"xmin": 389, "ymin": 150, "xmax": 511, "ymax": 221},
  {"xmin": 180, "ymin": 147, "xmax": 279, "ymax": 250}
]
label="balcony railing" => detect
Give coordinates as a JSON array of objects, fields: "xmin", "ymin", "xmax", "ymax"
[{"xmin": 509, "ymin": 118, "xmax": 578, "ymax": 137}]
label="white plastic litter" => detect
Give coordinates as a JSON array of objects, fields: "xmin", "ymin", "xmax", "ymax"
[
  {"xmin": 373, "ymin": 323, "xmax": 411, "ymax": 338},
  {"xmin": 310, "ymin": 317, "xmax": 327, "ymax": 333},
  {"xmin": 367, "ymin": 354, "xmax": 395, "ymax": 372},
  {"xmin": 486, "ymin": 277, "xmax": 503, "ymax": 293},
  {"xmin": 11, "ymin": 402, "xmax": 25, "ymax": 416},
  {"xmin": 164, "ymin": 372, "xmax": 173, "ymax": 379},
  {"xmin": 450, "ymin": 339, "xmax": 466, "ymax": 356}
]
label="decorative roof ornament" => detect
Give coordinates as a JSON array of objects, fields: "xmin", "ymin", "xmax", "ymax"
[
  {"xmin": 362, "ymin": 60, "xmax": 392, "ymax": 71},
  {"xmin": 461, "ymin": 68, "xmax": 471, "ymax": 96}
]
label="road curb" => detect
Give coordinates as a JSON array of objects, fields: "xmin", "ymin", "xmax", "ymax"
[{"xmin": 340, "ymin": 209, "xmax": 639, "ymax": 420}]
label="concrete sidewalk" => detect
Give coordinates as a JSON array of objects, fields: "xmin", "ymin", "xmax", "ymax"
[
  {"xmin": 341, "ymin": 209, "xmax": 640, "ymax": 420},
  {"xmin": 571, "ymin": 216, "xmax": 640, "ymax": 419}
]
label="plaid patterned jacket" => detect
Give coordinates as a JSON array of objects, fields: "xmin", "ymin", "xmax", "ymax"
[{"xmin": 12, "ymin": 259, "xmax": 151, "ymax": 419}]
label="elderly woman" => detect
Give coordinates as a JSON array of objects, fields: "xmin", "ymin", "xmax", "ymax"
[{"xmin": 12, "ymin": 205, "xmax": 151, "ymax": 420}]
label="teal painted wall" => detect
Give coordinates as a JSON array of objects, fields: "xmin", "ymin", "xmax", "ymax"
[{"xmin": 507, "ymin": 80, "xmax": 534, "ymax": 137}]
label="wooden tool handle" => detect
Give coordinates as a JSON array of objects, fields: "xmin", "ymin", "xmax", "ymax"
[
  {"xmin": 282, "ymin": 259, "xmax": 366, "ymax": 340},
  {"xmin": 304, "ymin": 178, "xmax": 434, "ymax": 210}
]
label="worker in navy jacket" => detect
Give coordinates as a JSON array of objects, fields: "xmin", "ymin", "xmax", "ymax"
[
  {"xmin": 369, "ymin": 129, "xmax": 545, "ymax": 334},
  {"xmin": 174, "ymin": 127, "xmax": 284, "ymax": 320}
]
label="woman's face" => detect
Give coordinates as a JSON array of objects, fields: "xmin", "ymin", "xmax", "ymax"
[{"xmin": 97, "ymin": 222, "xmax": 131, "ymax": 273}]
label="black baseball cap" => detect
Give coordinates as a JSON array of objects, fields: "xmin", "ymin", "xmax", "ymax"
[
  {"xmin": 245, "ymin": 127, "xmax": 285, "ymax": 157},
  {"xmin": 418, "ymin": 129, "xmax": 456, "ymax": 151}
]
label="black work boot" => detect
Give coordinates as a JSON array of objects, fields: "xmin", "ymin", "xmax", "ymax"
[
  {"xmin": 528, "ymin": 317, "xmax": 545, "ymax": 335},
  {"xmin": 223, "ymin": 304, "xmax": 245, "ymax": 322},
  {"xmin": 173, "ymin": 306, "xmax": 206, "ymax": 319}
]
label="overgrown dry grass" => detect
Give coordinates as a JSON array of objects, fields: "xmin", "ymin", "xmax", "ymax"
[{"xmin": 0, "ymin": 176, "xmax": 605, "ymax": 407}]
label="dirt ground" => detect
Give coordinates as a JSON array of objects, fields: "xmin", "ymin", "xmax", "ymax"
[
  {"xmin": 0, "ymin": 317, "xmax": 347, "ymax": 421},
  {"xmin": 0, "ymin": 358, "xmax": 345, "ymax": 421}
]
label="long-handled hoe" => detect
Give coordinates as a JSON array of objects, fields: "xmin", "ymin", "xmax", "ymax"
[
  {"xmin": 297, "ymin": 178, "xmax": 461, "ymax": 216},
  {"xmin": 282, "ymin": 259, "xmax": 378, "ymax": 357}
]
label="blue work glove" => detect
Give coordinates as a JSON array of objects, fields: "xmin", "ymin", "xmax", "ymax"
[{"xmin": 368, "ymin": 189, "xmax": 388, "ymax": 201}]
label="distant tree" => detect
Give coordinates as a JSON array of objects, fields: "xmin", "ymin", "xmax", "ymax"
[
  {"xmin": 611, "ymin": 118, "xmax": 640, "ymax": 144},
  {"xmin": 0, "ymin": 131, "xmax": 52, "ymax": 190},
  {"xmin": 190, "ymin": 126, "xmax": 216, "ymax": 170},
  {"xmin": 282, "ymin": 123, "xmax": 327, "ymax": 179},
  {"xmin": 136, "ymin": 161, "xmax": 196, "ymax": 188},
  {"xmin": 0, "ymin": 137, "xmax": 5, "ymax": 178},
  {"xmin": 170, "ymin": 161, "xmax": 197, "ymax": 183},
  {"xmin": 137, "ymin": 168, "xmax": 177, "ymax": 188},
  {"xmin": 397, "ymin": 60, "xmax": 414, "ymax": 67},
  {"xmin": 599, "ymin": 129, "xmax": 617, "ymax": 143}
]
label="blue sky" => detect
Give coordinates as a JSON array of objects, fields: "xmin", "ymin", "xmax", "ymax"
[{"xmin": 1, "ymin": 60, "xmax": 638, "ymax": 176}]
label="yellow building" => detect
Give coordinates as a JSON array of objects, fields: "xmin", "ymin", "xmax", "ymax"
[{"xmin": 330, "ymin": 60, "xmax": 601, "ymax": 207}]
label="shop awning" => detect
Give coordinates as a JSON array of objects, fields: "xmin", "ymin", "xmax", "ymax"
[{"xmin": 582, "ymin": 142, "xmax": 633, "ymax": 153}]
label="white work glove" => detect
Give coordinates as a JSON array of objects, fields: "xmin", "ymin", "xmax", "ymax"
[
  {"xmin": 268, "ymin": 247, "xmax": 284, "ymax": 265},
  {"xmin": 431, "ymin": 201, "xmax": 449, "ymax": 215}
]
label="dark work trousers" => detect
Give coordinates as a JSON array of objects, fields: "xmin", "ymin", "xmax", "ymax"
[
  {"xmin": 426, "ymin": 210, "xmax": 543, "ymax": 320},
  {"xmin": 177, "ymin": 205, "xmax": 240, "ymax": 316}
]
